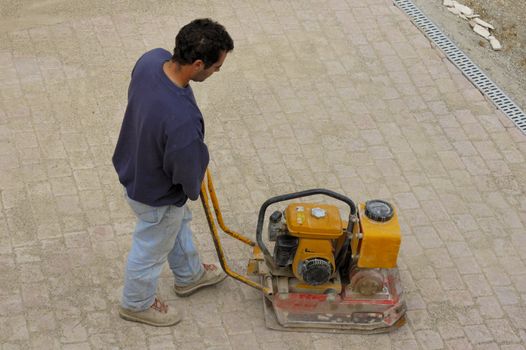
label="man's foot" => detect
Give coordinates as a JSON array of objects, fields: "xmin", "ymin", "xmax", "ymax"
[
  {"xmin": 118, "ymin": 297, "xmax": 182, "ymax": 327},
  {"xmin": 174, "ymin": 263, "xmax": 227, "ymax": 297}
]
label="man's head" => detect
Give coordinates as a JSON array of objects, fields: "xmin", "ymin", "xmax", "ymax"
[{"xmin": 172, "ymin": 18, "xmax": 234, "ymax": 82}]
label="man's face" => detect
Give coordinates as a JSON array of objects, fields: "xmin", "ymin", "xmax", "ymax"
[{"xmin": 191, "ymin": 51, "xmax": 227, "ymax": 82}]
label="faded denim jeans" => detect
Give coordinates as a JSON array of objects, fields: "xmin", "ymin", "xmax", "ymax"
[{"xmin": 122, "ymin": 192, "xmax": 204, "ymax": 311}]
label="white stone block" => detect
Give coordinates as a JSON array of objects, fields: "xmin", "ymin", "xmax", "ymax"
[
  {"xmin": 473, "ymin": 18, "xmax": 495, "ymax": 30},
  {"xmin": 473, "ymin": 24, "xmax": 491, "ymax": 39},
  {"xmin": 447, "ymin": 7, "xmax": 461, "ymax": 15},
  {"xmin": 489, "ymin": 36, "xmax": 502, "ymax": 50},
  {"xmin": 454, "ymin": 3, "xmax": 474, "ymax": 16}
]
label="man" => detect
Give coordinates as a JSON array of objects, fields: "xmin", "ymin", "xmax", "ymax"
[{"xmin": 112, "ymin": 18, "xmax": 234, "ymax": 327}]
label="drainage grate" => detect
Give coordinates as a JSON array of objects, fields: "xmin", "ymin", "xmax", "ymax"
[{"xmin": 393, "ymin": 0, "xmax": 526, "ymax": 135}]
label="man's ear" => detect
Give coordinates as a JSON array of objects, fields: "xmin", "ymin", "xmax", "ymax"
[{"xmin": 193, "ymin": 59, "xmax": 205, "ymax": 71}]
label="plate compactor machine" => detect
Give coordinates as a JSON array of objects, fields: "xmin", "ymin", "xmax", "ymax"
[{"xmin": 200, "ymin": 170, "xmax": 406, "ymax": 333}]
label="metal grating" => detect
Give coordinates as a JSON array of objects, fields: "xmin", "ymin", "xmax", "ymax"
[{"xmin": 393, "ymin": 0, "xmax": 526, "ymax": 135}]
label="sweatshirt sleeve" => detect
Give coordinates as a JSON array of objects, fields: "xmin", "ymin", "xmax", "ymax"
[{"xmin": 163, "ymin": 137, "xmax": 209, "ymax": 201}]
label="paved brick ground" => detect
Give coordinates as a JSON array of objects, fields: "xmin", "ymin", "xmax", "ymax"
[{"xmin": 1, "ymin": 0, "xmax": 526, "ymax": 349}]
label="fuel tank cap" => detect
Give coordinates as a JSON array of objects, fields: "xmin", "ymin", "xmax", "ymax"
[
  {"xmin": 311, "ymin": 207, "xmax": 326, "ymax": 218},
  {"xmin": 364, "ymin": 200, "xmax": 394, "ymax": 222}
]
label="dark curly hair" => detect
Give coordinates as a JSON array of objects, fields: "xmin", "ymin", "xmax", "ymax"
[{"xmin": 172, "ymin": 18, "xmax": 234, "ymax": 69}]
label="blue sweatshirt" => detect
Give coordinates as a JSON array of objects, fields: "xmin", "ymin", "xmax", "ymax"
[{"xmin": 112, "ymin": 48, "xmax": 209, "ymax": 207}]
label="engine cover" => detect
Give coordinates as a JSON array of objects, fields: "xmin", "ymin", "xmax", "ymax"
[
  {"xmin": 292, "ymin": 238, "xmax": 336, "ymax": 285},
  {"xmin": 280, "ymin": 203, "xmax": 344, "ymax": 285}
]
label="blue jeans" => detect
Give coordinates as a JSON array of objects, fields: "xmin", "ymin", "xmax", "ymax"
[{"xmin": 122, "ymin": 192, "xmax": 204, "ymax": 311}]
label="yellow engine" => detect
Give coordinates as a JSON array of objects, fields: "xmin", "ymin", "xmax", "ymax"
[
  {"xmin": 269, "ymin": 200, "xmax": 401, "ymax": 289},
  {"xmin": 285, "ymin": 203, "xmax": 343, "ymax": 285}
]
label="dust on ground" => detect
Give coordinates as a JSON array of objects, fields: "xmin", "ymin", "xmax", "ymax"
[{"xmin": 412, "ymin": 0, "xmax": 526, "ymax": 113}]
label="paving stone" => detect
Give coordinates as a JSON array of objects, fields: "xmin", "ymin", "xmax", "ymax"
[
  {"xmin": 394, "ymin": 192, "xmax": 420, "ymax": 209},
  {"xmin": 447, "ymin": 290, "xmax": 475, "ymax": 307},
  {"xmin": 416, "ymin": 278, "xmax": 447, "ymax": 302},
  {"xmin": 472, "ymin": 248, "xmax": 500, "ymax": 269},
  {"xmin": 62, "ymin": 343, "xmax": 92, "ymax": 350},
  {"xmin": 415, "ymin": 226, "xmax": 443, "ymax": 249},
  {"xmin": 60, "ymin": 318, "xmax": 88, "ymax": 344},
  {"xmin": 407, "ymin": 309, "xmax": 434, "ymax": 330},
  {"xmin": 173, "ymin": 341, "xmax": 206, "ymax": 350},
  {"xmin": 456, "ymin": 308, "xmax": 484, "ymax": 326},
  {"xmin": 437, "ymin": 319, "xmax": 465, "ymax": 340},
  {"xmin": 464, "ymin": 324, "xmax": 494, "ymax": 344},
  {"xmin": 415, "ymin": 329, "xmax": 444, "ymax": 349},
  {"xmin": 494, "ymin": 286, "xmax": 520, "ymax": 305},
  {"xmin": 501, "ymin": 345, "xmax": 526, "ymax": 350},
  {"xmin": 426, "ymin": 248, "xmax": 455, "ymax": 269},
  {"xmin": 221, "ymin": 311, "xmax": 253, "ymax": 335},
  {"xmin": 436, "ymin": 268, "xmax": 465, "ymax": 290},
  {"xmin": 447, "ymin": 242, "xmax": 474, "ymax": 259},
  {"xmin": 0, "ymin": 293, "xmax": 23, "ymax": 317},
  {"xmin": 473, "ymin": 343, "xmax": 499, "ymax": 350},
  {"xmin": 463, "ymin": 274, "xmax": 494, "ymax": 297},
  {"xmin": 511, "ymin": 274, "xmax": 526, "ymax": 292},
  {"xmin": 476, "ymin": 296, "xmax": 505, "ymax": 319},
  {"xmin": 484, "ymin": 318, "xmax": 520, "ymax": 344},
  {"xmin": 30, "ymin": 334, "xmax": 62, "ymax": 350},
  {"xmin": 483, "ymin": 266, "xmax": 512, "ymax": 287},
  {"xmin": 445, "ymin": 337, "xmax": 473, "ymax": 350},
  {"xmin": 20, "ymin": 283, "xmax": 51, "ymax": 309},
  {"xmin": 0, "ymin": 315, "xmax": 30, "ymax": 342},
  {"xmin": 392, "ymin": 339, "xmax": 421, "ymax": 350},
  {"xmin": 229, "ymin": 333, "xmax": 260, "ymax": 350}
]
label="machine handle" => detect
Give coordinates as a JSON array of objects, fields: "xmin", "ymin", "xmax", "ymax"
[
  {"xmin": 256, "ymin": 189, "xmax": 357, "ymax": 261},
  {"xmin": 200, "ymin": 170, "xmax": 272, "ymax": 295}
]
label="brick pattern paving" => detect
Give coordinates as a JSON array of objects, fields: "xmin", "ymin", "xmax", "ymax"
[{"xmin": 1, "ymin": 0, "xmax": 526, "ymax": 349}]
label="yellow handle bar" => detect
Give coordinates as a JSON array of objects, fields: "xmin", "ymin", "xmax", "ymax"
[{"xmin": 200, "ymin": 169, "xmax": 272, "ymax": 295}]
